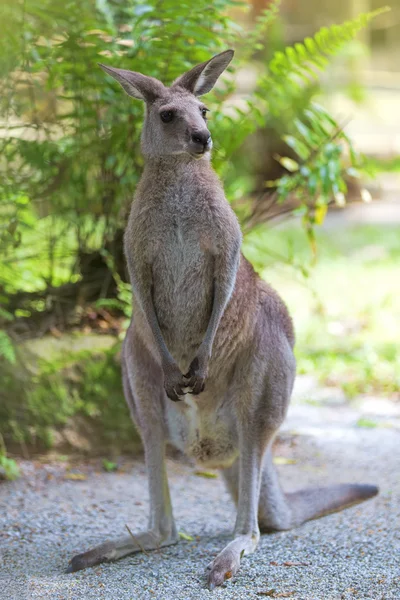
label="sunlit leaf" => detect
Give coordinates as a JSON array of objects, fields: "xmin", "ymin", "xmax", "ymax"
[
  {"xmin": 194, "ymin": 470, "xmax": 218, "ymax": 478},
  {"xmin": 179, "ymin": 531, "xmax": 194, "ymax": 541},
  {"xmin": 64, "ymin": 473, "xmax": 87, "ymax": 481},
  {"xmin": 273, "ymin": 457, "xmax": 297, "ymax": 465},
  {"xmin": 314, "ymin": 204, "xmax": 328, "ymax": 225}
]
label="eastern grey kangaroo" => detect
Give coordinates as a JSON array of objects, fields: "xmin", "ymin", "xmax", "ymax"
[{"xmin": 67, "ymin": 50, "xmax": 378, "ymax": 588}]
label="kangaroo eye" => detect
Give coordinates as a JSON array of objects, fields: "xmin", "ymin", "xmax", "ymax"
[
  {"xmin": 201, "ymin": 108, "xmax": 209, "ymax": 120},
  {"xmin": 160, "ymin": 111, "xmax": 174, "ymax": 123}
]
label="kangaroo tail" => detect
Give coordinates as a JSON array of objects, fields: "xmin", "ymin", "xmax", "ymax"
[
  {"xmin": 224, "ymin": 451, "xmax": 379, "ymax": 533},
  {"xmin": 285, "ymin": 483, "xmax": 378, "ymax": 528}
]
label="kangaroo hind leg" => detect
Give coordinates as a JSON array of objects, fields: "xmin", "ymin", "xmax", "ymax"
[
  {"xmin": 224, "ymin": 441, "xmax": 378, "ymax": 535},
  {"xmin": 258, "ymin": 449, "xmax": 378, "ymax": 532},
  {"xmin": 66, "ymin": 335, "xmax": 179, "ymax": 573},
  {"xmin": 223, "ymin": 367, "xmax": 378, "ymax": 534}
]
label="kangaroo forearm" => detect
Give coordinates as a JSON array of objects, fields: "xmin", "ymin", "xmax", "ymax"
[
  {"xmin": 201, "ymin": 283, "xmax": 231, "ymax": 356},
  {"xmin": 133, "ymin": 283, "xmax": 190, "ymax": 400},
  {"xmin": 201, "ymin": 243, "xmax": 240, "ymax": 356},
  {"xmin": 140, "ymin": 296, "xmax": 175, "ymax": 367},
  {"xmin": 130, "ymin": 268, "xmax": 175, "ymax": 367}
]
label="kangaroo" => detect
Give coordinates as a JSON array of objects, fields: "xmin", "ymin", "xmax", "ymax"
[{"xmin": 66, "ymin": 50, "xmax": 378, "ymax": 588}]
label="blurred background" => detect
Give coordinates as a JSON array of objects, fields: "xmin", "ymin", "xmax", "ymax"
[{"xmin": 0, "ymin": 0, "xmax": 399, "ymax": 476}]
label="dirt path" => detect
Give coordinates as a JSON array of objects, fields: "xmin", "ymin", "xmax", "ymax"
[{"xmin": 1, "ymin": 384, "xmax": 399, "ymax": 600}]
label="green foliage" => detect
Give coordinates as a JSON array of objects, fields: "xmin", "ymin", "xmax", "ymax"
[
  {"xmin": 95, "ymin": 251, "xmax": 133, "ymax": 320},
  {"xmin": 356, "ymin": 418, "xmax": 378, "ymax": 428},
  {"xmin": 0, "ymin": 0, "xmax": 388, "ymax": 307},
  {"xmin": 102, "ymin": 458, "xmax": 118, "ymax": 471},
  {"xmin": 297, "ymin": 342, "xmax": 400, "ymax": 399},
  {"xmin": 0, "ymin": 340, "xmax": 139, "ymax": 453},
  {"xmin": 222, "ymin": 7, "xmax": 389, "ymax": 220},
  {"xmin": 0, "ymin": 331, "xmax": 16, "ymax": 364},
  {"xmin": 264, "ymin": 9, "xmax": 386, "ymax": 93},
  {"xmin": 362, "ymin": 154, "xmax": 400, "ymax": 176},
  {"xmin": 0, "ymin": 455, "xmax": 20, "ymax": 480},
  {"xmin": 1, "ymin": 0, "xmax": 240, "ymax": 287},
  {"xmin": 0, "ymin": 434, "xmax": 20, "ymax": 480}
]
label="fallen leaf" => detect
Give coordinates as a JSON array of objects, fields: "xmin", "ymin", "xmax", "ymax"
[
  {"xmin": 283, "ymin": 561, "xmax": 309, "ymax": 567},
  {"xmin": 356, "ymin": 418, "xmax": 378, "ymax": 429},
  {"xmin": 270, "ymin": 561, "xmax": 279, "ymax": 566},
  {"xmin": 102, "ymin": 459, "xmax": 118, "ymax": 472},
  {"xmin": 179, "ymin": 531, "xmax": 194, "ymax": 541},
  {"xmin": 64, "ymin": 473, "xmax": 87, "ymax": 481},
  {"xmin": 258, "ymin": 592, "xmax": 296, "ymax": 598},
  {"xmin": 194, "ymin": 470, "xmax": 218, "ymax": 479},
  {"xmin": 273, "ymin": 457, "xmax": 297, "ymax": 465}
]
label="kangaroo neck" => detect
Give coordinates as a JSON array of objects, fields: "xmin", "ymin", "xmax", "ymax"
[{"xmin": 142, "ymin": 154, "xmax": 213, "ymax": 185}]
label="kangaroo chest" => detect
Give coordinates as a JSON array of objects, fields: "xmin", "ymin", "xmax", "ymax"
[{"xmin": 147, "ymin": 197, "xmax": 215, "ymax": 367}]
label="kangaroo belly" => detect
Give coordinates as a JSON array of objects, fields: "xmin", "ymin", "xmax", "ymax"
[
  {"xmin": 166, "ymin": 394, "xmax": 238, "ymax": 469},
  {"xmin": 152, "ymin": 229, "xmax": 214, "ymax": 365}
]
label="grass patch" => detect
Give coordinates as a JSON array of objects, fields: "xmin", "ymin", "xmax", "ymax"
[{"xmin": 243, "ymin": 223, "xmax": 400, "ymax": 399}]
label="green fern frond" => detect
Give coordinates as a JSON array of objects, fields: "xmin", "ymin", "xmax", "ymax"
[
  {"xmin": 224, "ymin": 9, "xmax": 391, "ymax": 229},
  {"xmin": 266, "ymin": 7, "xmax": 389, "ymax": 92},
  {"xmin": 217, "ymin": 7, "xmax": 389, "ymax": 173},
  {"xmin": 218, "ymin": 6, "xmax": 388, "ymax": 200}
]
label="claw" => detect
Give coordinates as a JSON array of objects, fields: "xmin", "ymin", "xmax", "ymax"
[
  {"xmin": 166, "ymin": 390, "xmax": 182, "ymax": 402},
  {"xmin": 207, "ymin": 569, "xmax": 226, "ymax": 589},
  {"xmin": 65, "ymin": 553, "xmax": 89, "ymax": 573},
  {"xmin": 184, "ymin": 356, "xmax": 207, "ymax": 396}
]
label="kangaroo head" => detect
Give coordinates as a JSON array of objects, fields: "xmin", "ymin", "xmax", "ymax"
[{"xmin": 99, "ymin": 50, "xmax": 234, "ymax": 159}]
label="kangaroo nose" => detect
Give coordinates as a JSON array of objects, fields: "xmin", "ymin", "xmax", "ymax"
[{"xmin": 191, "ymin": 131, "xmax": 211, "ymax": 149}]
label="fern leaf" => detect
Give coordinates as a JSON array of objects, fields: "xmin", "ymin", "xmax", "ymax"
[{"xmin": 260, "ymin": 6, "xmax": 390, "ymax": 112}]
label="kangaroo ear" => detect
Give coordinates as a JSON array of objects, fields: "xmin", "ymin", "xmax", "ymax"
[
  {"xmin": 99, "ymin": 64, "xmax": 164, "ymax": 103},
  {"xmin": 172, "ymin": 49, "xmax": 234, "ymax": 97}
]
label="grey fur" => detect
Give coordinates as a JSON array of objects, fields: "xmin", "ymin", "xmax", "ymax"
[{"xmin": 67, "ymin": 50, "xmax": 378, "ymax": 588}]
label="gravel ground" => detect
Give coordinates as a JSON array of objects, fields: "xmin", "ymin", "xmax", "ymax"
[{"xmin": 1, "ymin": 390, "xmax": 399, "ymax": 600}]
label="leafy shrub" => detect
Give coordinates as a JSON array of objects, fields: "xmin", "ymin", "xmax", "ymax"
[
  {"xmin": 0, "ymin": 330, "xmax": 16, "ymax": 363},
  {"xmin": 0, "ymin": 0, "xmax": 388, "ymax": 304},
  {"xmin": 0, "ymin": 434, "xmax": 19, "ymax": 480},
  {"xmin": 0, "ymin": 339, "xmax": 139, "ymax": 453}
]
